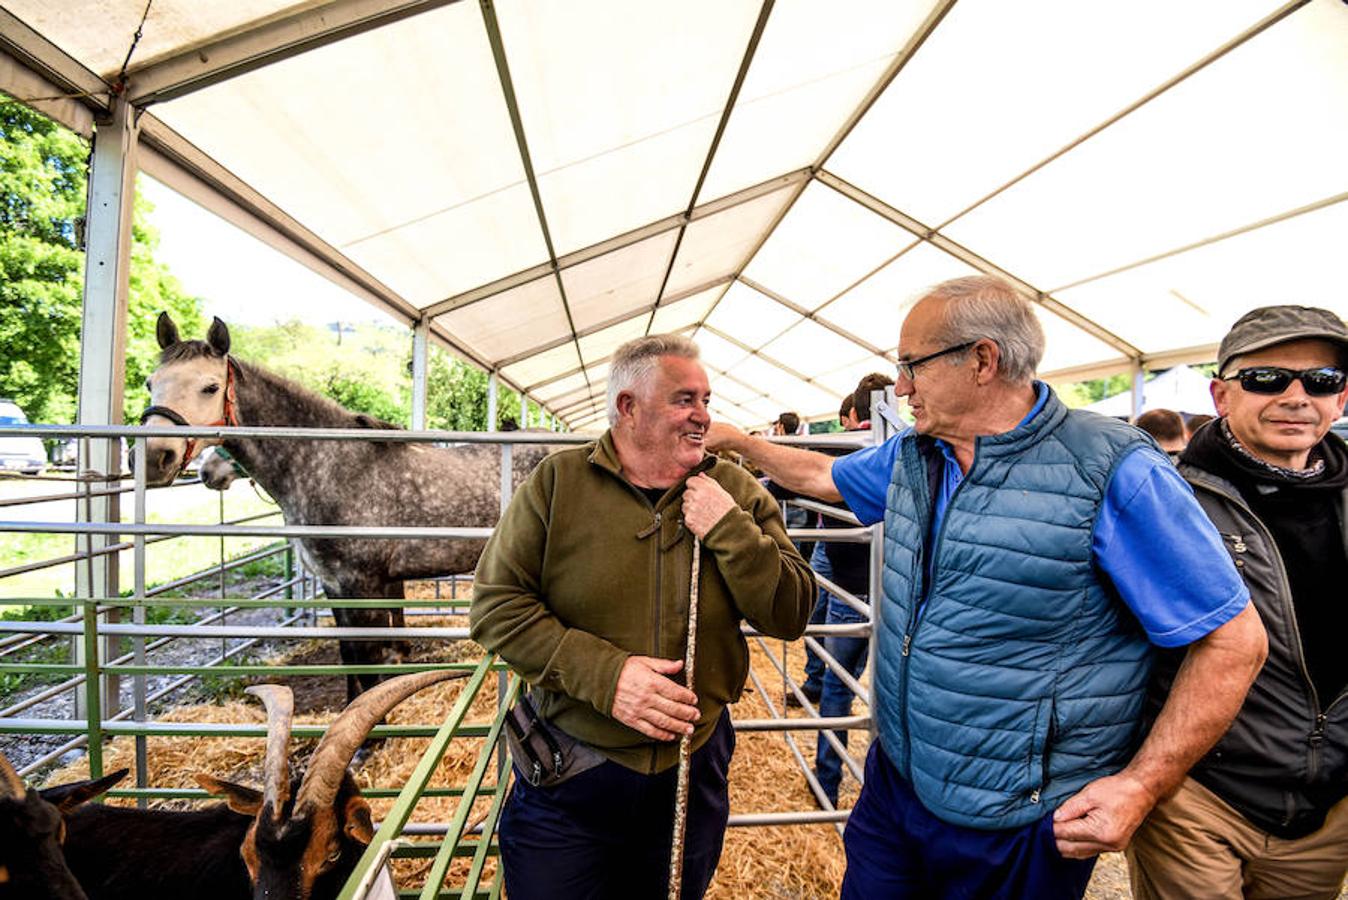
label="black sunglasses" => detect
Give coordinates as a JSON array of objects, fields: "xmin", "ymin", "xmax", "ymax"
[
  {"xmin": 896, "ymin": 341, "xmax": 976, "ymax": 381},
  {"xmin": 1222, "ymin": 366, "xmax": 1348, "ymax": 396}
]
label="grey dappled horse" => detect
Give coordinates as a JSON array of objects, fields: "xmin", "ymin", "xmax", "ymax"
[{"xmin": 140, "ymin": 313, "xmax": 555, "ymax": 701}]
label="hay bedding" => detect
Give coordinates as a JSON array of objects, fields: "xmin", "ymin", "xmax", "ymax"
[{"xmin": 38, "ymin": 582, "xmax": 1133, "ymax": 898}]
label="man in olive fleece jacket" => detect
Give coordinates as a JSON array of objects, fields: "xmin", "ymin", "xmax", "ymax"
[{"xmin": 470, "ymin": 334, "xmax": 814, "ymax": 899}]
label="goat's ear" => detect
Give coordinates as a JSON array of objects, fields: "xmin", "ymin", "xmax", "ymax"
[
  {"xmin": 207, "ymin": 317, "xmax": 231, "ymax": 356},
  {"xmin": 156, "ymin": 312, "xmax": 180, "ymax": 349},
  {"xmin": 40, "ymin": 769, "xmax": 129, "ymax": 812},
  {"xmin": 194, "ymin": 773, "xmax": 262, "ymax": 816},
  {"xmin": 341, "ymin": 795, "xmax": 375, "ymax": 845}
]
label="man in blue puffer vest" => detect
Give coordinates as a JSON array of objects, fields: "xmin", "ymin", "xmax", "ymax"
[{"xmin": 707, "ymin": 275, "xmax": 1269, "ymax": 898}]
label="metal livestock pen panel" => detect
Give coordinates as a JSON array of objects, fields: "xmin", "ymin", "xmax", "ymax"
[{"xmin": 0, "ymin": 422, "xmax": 883, "ymax": 899}]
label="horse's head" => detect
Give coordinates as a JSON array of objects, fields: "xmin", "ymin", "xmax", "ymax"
[
  {"xmin": 138, "ymin": 313, "xmax": 239, "ymax": 487},
  {"xmin": 199, "ymin": 446, "xmax": 245, "ymax": 491}
]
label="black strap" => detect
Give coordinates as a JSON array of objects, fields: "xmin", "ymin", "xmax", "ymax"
[
  {"xmin": 504, "ymin": 704, "xmax": 548, "ymax": 786},
  {"xmin": 140, "ymin": 405, "xmax": 190, "ymax": 426},
  {"xmin": 520, "ymin": 695, "xmax": 565, "ymax": 774}
]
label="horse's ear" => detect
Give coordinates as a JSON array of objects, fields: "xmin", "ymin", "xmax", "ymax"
[
  {"xmin": 156, "ymin": 312, "xmax": 180, "ymax": 349},
  {"xmin": 207, "ymin": 317, "xmax": 231, "ymax": 356}
]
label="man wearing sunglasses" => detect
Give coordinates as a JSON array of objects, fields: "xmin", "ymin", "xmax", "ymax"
[
  {"xmin": 706, "ymin": 275, "xmax": 1268, "ymax": 899},
  {"xmin": 1127, "ymin": 306, "xmax": 1348, "ymax": 899}
]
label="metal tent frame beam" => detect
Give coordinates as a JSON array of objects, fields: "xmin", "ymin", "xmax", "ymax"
[
  {"xmin": 421, "ymin": 169, "xmax": 807, "ymax": 320},
  {"xmin": 641, "ymin": 0, "xmax": 776, "ymax": 333},
  {"xmin": 490, "ymin": 275, "xmax": 734, "ymax": 370},
  {"xmin": 125, "ymin": 0, "xmax": 464, "ymax": 106},
  {"xmin": 0, "ymin": 7, "xmax": 110, "ymax": 129},
  {"xmin": 684, "ymin": 0, "xmax": 959, "ymax": 352},
  {"xmin": 814, "ymin": 169, "xmax": 1142, "ymax": 360},
  {"xmin": 478, "ymin": 0, "xmax": 587, "ymax": 389}
]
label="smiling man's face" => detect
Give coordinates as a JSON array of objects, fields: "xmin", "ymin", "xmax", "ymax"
[
  {"xmin": 1212, "ymin": 338, "xmax": 1348, "ymax": 469},
  {"xmin": 621, "ymin": 355, "xmax": 711, "ymax": 486}
]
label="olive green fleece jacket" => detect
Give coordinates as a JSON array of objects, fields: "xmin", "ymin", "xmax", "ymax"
[{"xmin": 469, "ymin": 431, "xmax": 815, "ymax": 774}]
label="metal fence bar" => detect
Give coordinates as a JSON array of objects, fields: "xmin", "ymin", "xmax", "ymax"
[
  {"xmin": 338, "ymin": 657, "xmax": 500, "ymax": 900},
  {"xmin": 2, "ymin": 521, "xmax": 495, "ymax": 539},
  {"xmin": 132, "ymin": 436, "xmax": 149, "ymax": 806},
  {"xmin": 744, "ymin": 661, "xmax": 844, "ymax": 838},
  {"xmin": 0, "ymin": 423, "xmax": 591, "ymax": 444},
  {"xmin": 1, "ymin": 424, "xmax": 888, "ymax": 897},
  {"xmin": 417, "ymin": 677, "xmax": 518, "ymax": 900},
  {"xmin": 753, "ymin": 637, "xmax": 865, "ymax": 789},
  {"xmin": 0, "ymin": 509, "xmax": 282, "ymax": 584}
]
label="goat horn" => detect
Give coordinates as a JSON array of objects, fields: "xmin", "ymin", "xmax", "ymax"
[
  {"xmin": 294, "ymin": 670, "xmax": 469, "ymax": 815},
  {"xmin": 0, "ymin": 750, "xmax": 25, "ymax": 800},
  {"xmin": 244, "ymin": 684, "xmax": 295, "ymax": 820}
]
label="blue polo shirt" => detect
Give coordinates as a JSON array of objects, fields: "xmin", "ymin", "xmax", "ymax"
[{"xmin": 832, "ymin": 384, "xmax": 1248, "ymax": 648}]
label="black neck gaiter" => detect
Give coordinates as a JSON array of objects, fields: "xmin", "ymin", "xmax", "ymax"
[{"xmin": 1182, "ymin": 421, "xmax": 1348, "ymax": 706}]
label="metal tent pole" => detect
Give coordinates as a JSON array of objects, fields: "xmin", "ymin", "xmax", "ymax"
[
  {"xmin": 74, "ymin": 96, "xmax": 138, "ymax": 727},
  {"xmin": 411, "ymin": 317, "xmax": 429, "ymax": 430},
  {"xmin": 486, "ymin": 371, "xmax": 499, "ymax": 432}
]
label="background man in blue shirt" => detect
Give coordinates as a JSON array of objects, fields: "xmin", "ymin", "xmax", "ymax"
[{"xmin": 707, "ymin": 275, "xmax": 1268, "ymax": 899}]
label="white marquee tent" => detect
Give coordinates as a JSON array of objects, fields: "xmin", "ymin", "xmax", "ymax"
[
  {"xmin": 1083, "ymin": 365, "xmax": 1218, "ymax": 419},
  {"xmin": 2, "ymin": 0, "xmax": 1345, "ymax": 431}
]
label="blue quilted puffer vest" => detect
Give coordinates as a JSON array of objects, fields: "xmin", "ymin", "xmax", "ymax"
[{"xmin": 875, "ymin": 389, "xmax": 1154, "ymax": 830}]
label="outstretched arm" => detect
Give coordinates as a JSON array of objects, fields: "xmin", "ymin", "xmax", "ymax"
[
  {"xmin": 705, "ymin": 422, "xmax": 842, "ymax": 502},
  {"xmin": 1052, "ymin": 601, "xmax": 1267, "ymax": 857}
]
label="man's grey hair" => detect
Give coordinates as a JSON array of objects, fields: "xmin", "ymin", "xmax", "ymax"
[
  {"xmin": 606, "ymin": 334, "xmax": 701, "ymax": 426},
  {"xmin": 923, "ymin": 275, "xmax": 1045, "ymax": 385}
]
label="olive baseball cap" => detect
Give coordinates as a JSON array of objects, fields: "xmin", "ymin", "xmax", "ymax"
[{"xmin": 1217, "ymin": 305, "xmax": 1348, "ymax": 374}]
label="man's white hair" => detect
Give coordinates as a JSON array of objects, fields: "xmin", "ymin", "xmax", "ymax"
[
  {"xmin": 923, "ymin": 275, "xmax": 1045, "ymax": 385},
  {"xmin": 606, "ymin": 334, "xmax": 701, "ymax": 426}
]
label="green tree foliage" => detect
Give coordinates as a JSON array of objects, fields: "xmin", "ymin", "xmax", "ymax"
[
  {"xmin": 1056, "ymin": 372, "xmax": 1133, "ymax": 409},
  {"xmin": 0, "ymin": 98, "xmax": 202, "ymax": 424},
  {"xmin": 421, "ymin": 344, "xmax": 521, "ymax": 433},
  {"xmin": 0, "ymin": 100, "xmax": 85, "ymax": 424}
]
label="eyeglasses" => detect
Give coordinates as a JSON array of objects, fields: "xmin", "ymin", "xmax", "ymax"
[
  {"xmin": 1221, "ymin": 366, "xmax": 1348, "ymax": 396},
  {"xmin": 896, "ymin": 341, "xmax": 976, "ymax": 381}
]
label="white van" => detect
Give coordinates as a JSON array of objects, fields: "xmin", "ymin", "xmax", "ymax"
[{"xmin": 0, "ymin": 400, "xmax": 47, "ymax": 475}]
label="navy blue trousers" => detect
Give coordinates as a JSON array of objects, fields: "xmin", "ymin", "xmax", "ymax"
[
  {"xmin": 802, "ymin": 543, "xmax": 832, "ymax": 695},
  {"xmin": 499, "ymin": 711, "xmax": 734, "ymax": 900},
  {"xmin": 815, "ymin": 594, "xmax": 869, "ymax": 805},
  {"xmin": 842, "ymin": 743, "xmax": 1097, "ymax": 900}
]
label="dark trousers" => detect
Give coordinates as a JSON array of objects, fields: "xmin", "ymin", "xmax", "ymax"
[
  {"xmin": 842, "ymin": 743, "xmax": 1097, "ymax": 900},
  {"xmin": 499, "ymin": 710, "xmax": 735, "ymax": 900},
  {"xmin": 802, "ymin": 543, "xmax": 832, "ymax": 695},
  {"xmin": 814, "ymin": 595, "xmax": 869, "ymax": 805}
]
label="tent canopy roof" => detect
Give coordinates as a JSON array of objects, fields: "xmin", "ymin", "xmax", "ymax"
[{"xmin": 4, "ymin": 0, "xmax": 1345, "ymax": 430}]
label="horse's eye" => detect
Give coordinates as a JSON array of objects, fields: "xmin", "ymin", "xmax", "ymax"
[{"xmin": 203, "ymin": 384, "xmax": 221, "ymax": 395}]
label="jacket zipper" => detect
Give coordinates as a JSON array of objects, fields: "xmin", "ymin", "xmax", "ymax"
[
  {"xmin": 1031, "ymin": 700, "xmax": 1056, "ymax": 804},
  {"xmin": 902, "ymin": 457, "xmax": 973, "ymax": 656},
  {"xmin": 899, "ymin": 440, "xmax": 976, "ymax": 774},
  {"xmin": 1192, "ymin": 479, "xmax": 1325, "ymax": 791}
]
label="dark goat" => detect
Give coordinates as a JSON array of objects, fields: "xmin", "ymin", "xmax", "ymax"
[
  {"xmin": 0, "ymin": 750, "xmax": 124, "ymax": 900},
  {"xmin": 58, "ymin": 669, "xmax": 466, "ymax": 900}
]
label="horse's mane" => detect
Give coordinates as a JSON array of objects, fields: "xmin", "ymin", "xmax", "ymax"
[
  {"xmin": 233, "ymin": 357, "xmax": 405, "ymax": 430},
  {"xmin": 159, "ymin": 340, "xmax": 220, "ymax": 364},
  {"xmin": 355, "ymin": 415, "xmax": 403, "ymax": 430},
  {"xmin": 160, "ymin": 340, "xmax": 407, "ymax": 431}
]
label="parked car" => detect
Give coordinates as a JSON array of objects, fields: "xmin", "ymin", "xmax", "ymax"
[
  {"xmin": 51, "ymin": 437, "xmax": 79, "ymax": 467},
  {"xmin": 0, "ymin": 399, "xmax": 47, "ymax": 475}
]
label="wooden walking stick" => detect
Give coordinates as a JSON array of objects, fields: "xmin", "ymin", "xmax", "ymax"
[{"xmin": 667, "ymin": 535, "xmax": 701, "ymax": 900}]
